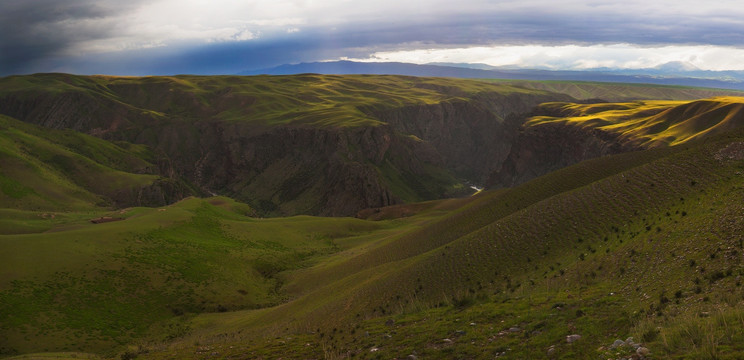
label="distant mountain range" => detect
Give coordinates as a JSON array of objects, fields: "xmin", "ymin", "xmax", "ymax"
[{"xmin": 240, "ymin": 60, "xmax": 744, "ymax": 90}]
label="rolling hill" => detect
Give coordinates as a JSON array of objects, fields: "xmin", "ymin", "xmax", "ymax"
[
  {"xmin": 3, "ymin": 124, "xmax": 741, "ymax": 359},
  {"xmin": 496, "ymin": 80, "xmax": 744, "ymax": 102},
  {"xmin": 143, "ymin": 126, "xmax": 744, "ymax": 360},
  {"xmin": 241, "ymin": 60, "xmax": 744, "ymax": 91},
  {"xmin": 2, "ymin": 74, "xmax": 744, "ymax": 359},
  {"xmin": 0, "ymin": 114, "xmax": 191, "ymax": 229}
]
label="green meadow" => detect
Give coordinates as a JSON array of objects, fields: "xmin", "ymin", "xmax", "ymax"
[{"xmin": 0, "ymin": 196, "xmax": 403, "ymax": 356}]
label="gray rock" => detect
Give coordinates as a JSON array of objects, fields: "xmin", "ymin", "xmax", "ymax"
[
  {"xmin": 566, "ymin": 334, "xmax": 582, "ymax": 343},
  {"xmin": 407, "ymin": 355, "xmax": 418, "ymax": 360},
  {"xmin": 454, "ymin": 330, "xmax": 466, "ymax": 336},
  {"xmin": 625, "ymin": 337, "xmax": 635, "ymax": 344},
  {"xmin": 637, "ymin": 347, "xmax": 650, "ymax": 357},
  {"xmin": 611, "ymin": 339, "xmax": 625, "ymax": 349},
  {"xmin": 442, "ymin": 338, "xmax": 453, "ymax": 343},
  {"xmin": 509, "ymin": 327, "xmax": 521, "ymax": 332},
  {"xmin": 547, "ymin": 345, "xmax": 556, "ymax": 356}
]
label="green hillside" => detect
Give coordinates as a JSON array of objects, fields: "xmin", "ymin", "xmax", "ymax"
[
  {"xmin": 143, "ymin": 128, "xmax": 744, "ymax": 360},
  {"xmin": 501, "ymin": 80, "xmax": 744, "ymax": 102},
  {"xmin": 3, "ymin": 127, "xmax": 741, "ymax": 359},
  {"xmin": 0, "ymin": 196, "xmax": 387, "ymax": 357},
  {"xmin": 528, "ymin": 96, "xmax": 744, "ymax": 148},
  {"xmin": 2, "ymin": 75, "xmax": 744, "ymax": 359},
  {"xmin": 0, "ymin": 73, "xmax": 548, "ymax": 128},
  {"xmin": 0, "ymin": 115, "xmax": 193, "ymax": 234}
]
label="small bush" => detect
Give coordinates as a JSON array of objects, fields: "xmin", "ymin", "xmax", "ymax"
[
  {"xmin": 709, "ymin": 271, "xmax": 725, "ymax": 283},
  {"xmin": 642, "ymin": 328, "xmax": 660, "ymax": 342},
  {"xmin": 454, "ymin": 296, "xmax": 475, "ymax": 309},
  {"xmin": 121, "ymin": 352, "xmax": 138, "ymax": 360},
  {"xmin": 660, "ymin": 293, "xmax": 670, "ymax": 304}
]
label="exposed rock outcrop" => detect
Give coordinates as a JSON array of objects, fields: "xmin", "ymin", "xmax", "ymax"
[
  {"xmin": 111, "ymin": 178, "xmax": 195, "ymax": 208},
  {"xmin": 487, "ymin": 120, "xmax": 639, "ymax": 188},
  {"xmin": 367, "ymin": 92, "xmax": 572, "ymax": 184}
]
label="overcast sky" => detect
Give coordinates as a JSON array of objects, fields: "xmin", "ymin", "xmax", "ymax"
[{"xmin": 2, "ymin": 0, "xmax": 744, "ymax": 75}]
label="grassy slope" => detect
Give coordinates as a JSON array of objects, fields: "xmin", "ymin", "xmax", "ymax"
[
  {"xmin": 0, "ymin": 196, "xmax": 397, "ymax": 357},
  {"xmin": 527, "ymin": 97, "xmax": 744, "ymax": 149},
  {"xmin": 6, "ymin": 75, "xmax": 737, "ymax": 128},
  {"xmin": 0, "ymin": 73, "xmax": 549, "ymax": 128},
  {"xmin": 0, "ymin": 115, "xmax": 163, "ymax": 218},
  {"xmin": 142, "ymin": 129, "xmax": 744, "ymax": 359},
  {"xmin": 501, "ymin": 80, "xmax": 744, "ymax": 102},
  {"xmin": 3, "ymin": 76, "xmax": 744, "ymax": 359}
]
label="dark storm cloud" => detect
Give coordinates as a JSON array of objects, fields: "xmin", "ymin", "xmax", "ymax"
[
  {"xmin": 0, "ymin": 0, "xmax": 144, "ymax": 74},
  {"xmin": 58, "ymin": 34, "xmax": 381, "ymax": 75},
  {"xmin": 2, "ymin": 0, "xmax": 744, "ymax": 75},
  {"xmin": 372, "ymin": 9, "xmax": 744, "ymax": 47}
]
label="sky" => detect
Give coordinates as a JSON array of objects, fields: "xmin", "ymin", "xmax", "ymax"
[{"xmin": 2, "ymin": 0, "xmax": 744, "ymax": 76}]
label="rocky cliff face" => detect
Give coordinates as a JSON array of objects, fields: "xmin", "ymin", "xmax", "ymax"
[
  {"xmin": 366, "ymin": 92, "xmax": 573, "ymax": 184},
  {"xmin": 111, "ymin": 178, "xmax": 195, "ymax": 208},
  {"xmin": 486, "ymin": 121, "xmax": 639, "ymax": 188},
  {"xmin": 151, "ymin": 121, "xmax": 439, "ymax": 216}
]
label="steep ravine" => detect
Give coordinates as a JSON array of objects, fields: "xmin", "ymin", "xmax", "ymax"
[
  {"xmin": 148, "ymin": 121, "xmax": 447, "ymax": 216},
  {"xmin": 486, "ymin": 121, "xmax": 640, "ymax": 188},
  {"xmin": 366, "ymin": 92, "xmax": 573, "ymax": 184}
]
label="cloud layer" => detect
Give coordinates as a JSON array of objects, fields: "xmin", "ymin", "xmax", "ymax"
[
  {"xmin": 347, "ymin": 44, "xmax": 744, "ymax": 71},
  {"xmin": 2, "ymin": 0, "xmax": 744, "ymax": 75}
]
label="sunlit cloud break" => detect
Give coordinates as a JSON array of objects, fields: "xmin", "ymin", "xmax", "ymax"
[{"xmin": 345, "ymin": 44, "xmax": 744, "ymax": 71}]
